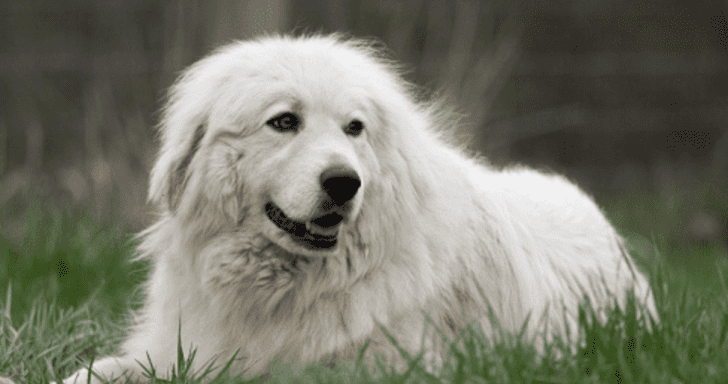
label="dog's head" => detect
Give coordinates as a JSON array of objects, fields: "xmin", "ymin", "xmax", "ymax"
[{"xmin": 146, "ymin": 35, "xmax": 418, "ymax": 257}]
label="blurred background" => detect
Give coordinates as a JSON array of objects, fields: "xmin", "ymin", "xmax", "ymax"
[{"xmin": 0, "ymin": 0, "xmax": 726, "ymax": 277}]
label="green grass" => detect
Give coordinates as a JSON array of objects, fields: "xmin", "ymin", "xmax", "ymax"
[{"xmin": 1, "ymin": 200, "xmax": 727, "ymax": 383}]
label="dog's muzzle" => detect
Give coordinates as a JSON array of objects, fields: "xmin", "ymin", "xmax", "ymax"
[{"xmin": 266, "ymin": 166, "xmax": 361, "ymax": 249}]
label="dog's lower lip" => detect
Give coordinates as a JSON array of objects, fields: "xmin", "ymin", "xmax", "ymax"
[{"xmin": 265, "ymin": 202, "xmax": 339, "ymax": 248}]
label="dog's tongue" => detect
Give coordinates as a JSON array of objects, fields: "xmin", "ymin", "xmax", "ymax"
[{"xmin": 312, "ymin": 212, "xmax": 344, "ymax": 228}]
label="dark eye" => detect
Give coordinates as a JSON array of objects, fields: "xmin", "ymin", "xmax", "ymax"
[
  {"xmin": 267, "ymin": 112, "xmax": 299, "ymax": 132},
  {"xmin": 345, "ymin": 119, "xmax": 364, "ymax": 136}
]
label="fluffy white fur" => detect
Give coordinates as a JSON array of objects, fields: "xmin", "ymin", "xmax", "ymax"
[{"xmin": 62, "ymin": 35, "xmax": 656, "ymax": 383}]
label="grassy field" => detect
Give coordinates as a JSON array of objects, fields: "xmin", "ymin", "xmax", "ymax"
[{"xmin": 1, "ymin": 191, "xmax": 727, "ymax": 383}]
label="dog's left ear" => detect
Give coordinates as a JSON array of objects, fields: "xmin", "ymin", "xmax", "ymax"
[{"xmin": 148, "ymin": 122, "xmax": 207, "ymax": 212}]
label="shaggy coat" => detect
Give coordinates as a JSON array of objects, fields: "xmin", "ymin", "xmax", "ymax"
[{"xmin": 62, "ymin": 35, "xmax": 657, "ymax": 383}]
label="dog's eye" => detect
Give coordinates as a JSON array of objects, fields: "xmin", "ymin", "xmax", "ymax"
[
  {"xmin": 345, "ymin": 119, "xmax": 364, "ymax": 136},
  {"xmin": 267, "ymin": 113, "xmax": 299, "ymax": 132}
]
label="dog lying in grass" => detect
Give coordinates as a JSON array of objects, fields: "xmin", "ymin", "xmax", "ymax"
[{"xmin": 57, "ymin": 34, "xmax": 657, "ymax": 383}]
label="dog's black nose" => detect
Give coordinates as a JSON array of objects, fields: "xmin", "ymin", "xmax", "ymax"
[{"xmin": 320, "ymin": 166, "xmax": 361, "ymax": 206}]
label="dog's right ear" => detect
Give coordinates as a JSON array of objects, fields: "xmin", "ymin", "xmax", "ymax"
[{"xmin": 148, "ymin": 122, "xmax": 207, "ymax": 213}]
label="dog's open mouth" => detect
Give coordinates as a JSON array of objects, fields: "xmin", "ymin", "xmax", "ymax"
[{"xmin": 265, "ymin": 202, "xmax": 343, "ymax": 249}]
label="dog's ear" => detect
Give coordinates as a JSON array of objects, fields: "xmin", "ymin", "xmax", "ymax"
[{"xmin": 148, "ymin": 123, "xmax": 206, "ymax": 212}]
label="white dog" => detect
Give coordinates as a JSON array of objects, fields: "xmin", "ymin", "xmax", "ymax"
[{"xmin": 60, "ymin": 34, "xmax": 656, "ymax": 383}]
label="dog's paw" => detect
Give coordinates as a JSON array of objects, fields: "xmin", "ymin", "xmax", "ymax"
[
  {"xmin": 56, "ymin": 356, "xmax": 143, "ymax": 384},
  {"xmin": 56, "ymin": 369, "xmax": 96, "ymax": 384}
]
